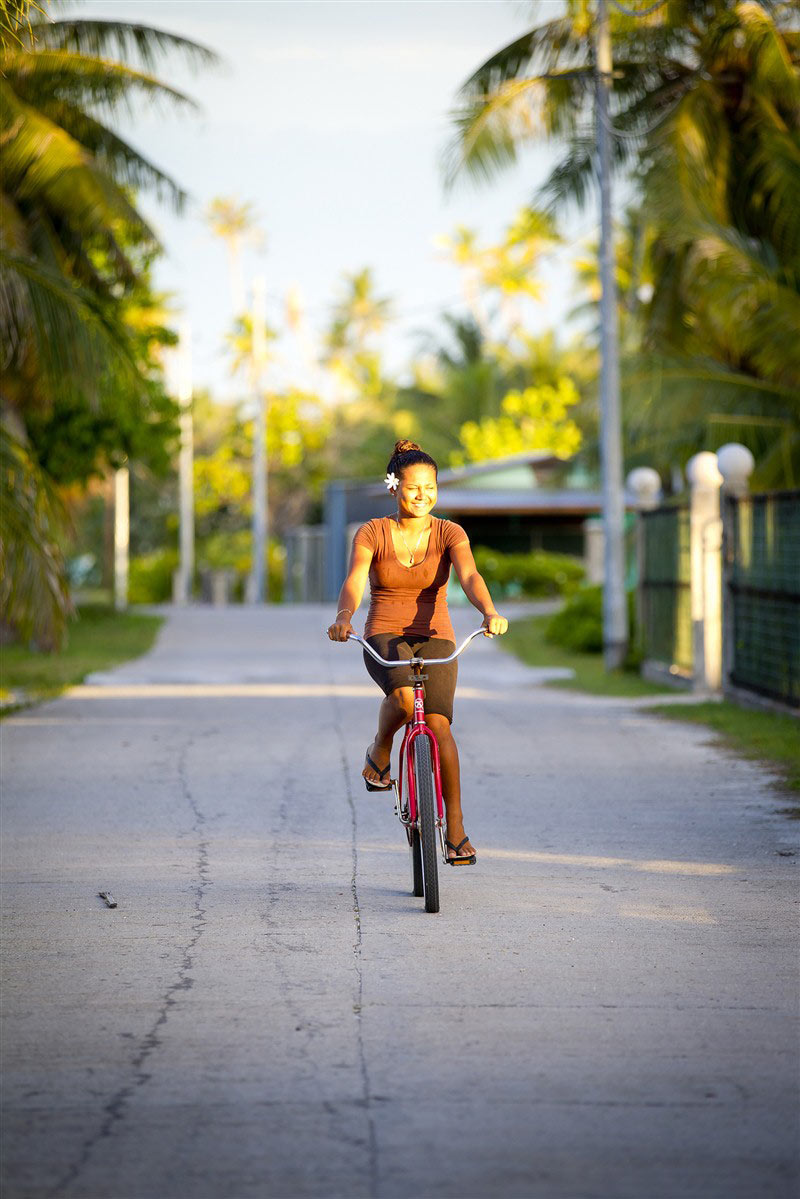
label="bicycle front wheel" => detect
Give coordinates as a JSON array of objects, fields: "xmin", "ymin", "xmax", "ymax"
[{"xmin": 413, "ymin": 735, "xmax": 440, "ymax": 914}]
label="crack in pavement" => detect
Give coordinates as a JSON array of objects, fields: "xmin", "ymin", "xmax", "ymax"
[
  {"xmin": 258, "ymin": 773, "xmax": 322, "ymax": 1059},
  {"xmin": 329, "ymin": 686, "xmax": 379, "ymax": 1199},
  {"xmin": 50, "ymin": 736, "xmax": 211, "ymax": 1198}
]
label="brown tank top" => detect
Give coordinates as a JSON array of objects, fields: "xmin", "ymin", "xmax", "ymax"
[{"xmin": 353, "ymin": 516, "xmax": 469, "ymax": 640}]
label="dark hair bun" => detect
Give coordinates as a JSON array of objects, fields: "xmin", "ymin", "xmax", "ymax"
[{"xmin": 386, "ymin": 439, "xmax": 438, "ymax": 480}]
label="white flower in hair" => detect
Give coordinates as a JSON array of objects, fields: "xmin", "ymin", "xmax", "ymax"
[{"xmin": 384, "ymin": 471, "xmax": 399, "ymax": 492}]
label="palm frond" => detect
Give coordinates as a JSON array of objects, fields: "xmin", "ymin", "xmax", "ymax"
[
  {"xmin": 0, "ymin": 79, "xmax": 158, "ymax": 250},
  {"xmin": 456, "ymin": 17, "xmax": 587, "ymax": 97},
  {"xmin": 625, "ymin": 352, "xmax": 800, "ymax": 406},
  {"xmin": 443, "ymin": 75, "xmax": 547, "ymax": 190},
  {"xmin": 743, "ymin": 95, "xmax": 800, "ymax": 258},
  {"xmin": 35, "ymin": 95, "xmax": 187, "ymax": 210},
  {"xmin": 27, "ymin": 17, "xmax": 219, "ymax": 73},
  {"xmin": 0, "ymin": 248, "xmax": 142, "ymax": 405},
  {"xmin": 2, "ymin": 48, "xmax": 199, "ymax": 119}
]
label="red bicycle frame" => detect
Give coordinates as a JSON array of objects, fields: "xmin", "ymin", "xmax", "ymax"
[{"xmin": 396, "ymin": 665, "xmax": 445, "ymax": 827}]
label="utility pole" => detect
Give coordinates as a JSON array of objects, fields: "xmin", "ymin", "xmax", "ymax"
[
  {"xmin": 249, "ymin": 275, "xmax": 269, "ymax": 603},
  {"xmin": 595, "ymin": 0, "xmax": 629, "ymax": 669},
  {"xmin": 113, "ymin": 462, "xmax": 129, "ymax": 612},
  {"xmin": 176, "ymin": 322, "xmax": 194, "ymax": 605}
]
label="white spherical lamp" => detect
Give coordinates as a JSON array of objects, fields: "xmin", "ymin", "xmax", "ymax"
[
  {"xmin": 717, "ymin": 443, "xmax": 755, "ymax": 495},
  {"xmin": 626, "ymin": 466, "xmax": 662, "ymax": 510}
]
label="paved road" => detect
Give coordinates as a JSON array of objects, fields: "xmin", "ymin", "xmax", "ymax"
[{"xmin": 2, "ymin": 605, "xmax": 798, "ymax": 1199}]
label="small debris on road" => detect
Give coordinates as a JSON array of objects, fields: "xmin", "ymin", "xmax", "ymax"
[{"xmin": 98, "ymin": 891, "xmax": 117, "ymax": 908}]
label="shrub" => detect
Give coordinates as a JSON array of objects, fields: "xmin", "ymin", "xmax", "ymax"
[
  {"xmin": 472, "ymin": 546, "xmax": 584, "ymax": 598},
  {"xmin": 545, "ymin": 584, "xmax": 641, "ymax": 665},
  {"xmin": 128, "ymin": 548, "xmax": 179, "ymax": 604},
  {"xmin": 545, "ymin": 585, "xmax": 603, "ymax": 651}
]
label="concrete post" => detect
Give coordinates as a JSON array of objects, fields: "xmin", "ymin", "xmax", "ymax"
[
  {"xmin": 717, "ymin": 443, "xmax": 755, "ymax": 695},
  {"xmin": 113, "ymin": 464, "xmax": 129, "ymax": 613},
  {"xmin": 175, "ymin": 322, "xmax": 194, "ymax": 606},
  {"xmin": 583, "ymin": 518, "xmax": 605, "ymax": 586},
  {"xmin": 249, "ymin": 275, "xmax": 269, "ymax": 604},
  {"xmin": 324, "ymin": 482, "xmax": 347, "ymax": 602},
  {"xmin": 687, "ymin": 452, "xmax": 723, "ymax": 692},
  {"xmin": 626, "ymin": 467, "xmax": 662, "ymax": 661}
]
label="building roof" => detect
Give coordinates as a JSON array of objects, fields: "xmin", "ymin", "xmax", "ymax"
[{"xmin": 435, "ymin": 488, "xmax": 604, "ymax": 516}]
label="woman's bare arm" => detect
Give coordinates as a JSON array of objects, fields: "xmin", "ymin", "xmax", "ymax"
[
  {"xmin": 449, "ymin": 541, "xmax": 508, "ymax": 636},
  {"xmin": 327, "ymin": 542, "xmax": 373, "ymax": 641}
]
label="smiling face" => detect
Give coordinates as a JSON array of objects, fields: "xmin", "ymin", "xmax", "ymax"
[{"xmin": 397, "ymin": 463, "xmax": 437, "ymax": 519}]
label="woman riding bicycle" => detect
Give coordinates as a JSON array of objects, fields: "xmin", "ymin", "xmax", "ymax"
[{"xmin": 327, "ymin": 439, "xmax": 507, "ymax": 865}]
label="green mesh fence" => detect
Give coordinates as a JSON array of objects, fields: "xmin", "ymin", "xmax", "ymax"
[
  {"xmin": 728, "ymin": 491, "xmax": 800, "ymax": 707},
  {"xmin": 640, "ymin": 505, "xmax": 692, "ymax": 674}
]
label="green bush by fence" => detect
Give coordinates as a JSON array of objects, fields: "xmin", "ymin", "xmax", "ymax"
[
  {"xmin": 546, "ymin": 585, "xmax": 641, "ymax": 667},
  {"xmin": 472, "ymin": 547, "xmax": 584, "ymax": 598},
  {"xmin": 128, "ymin": 549, "xmax": 179, "ymax": 604}
]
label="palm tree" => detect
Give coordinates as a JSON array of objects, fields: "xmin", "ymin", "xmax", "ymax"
[
  {"xmin": 326, "ymin": 267, "xmax": 393, "ymax": 354},
  {"xmin": 206, "ymin": 197, "xmax": 262, "ymax": 315},
  {"xmin": 445, "ymin": 0, "xmax": 800, "ymax": 479},
  {"xmin": 0, "ymin": 0, "xmax": 218, "ymax": 643},
  {"xmin": 435, "ymin": 207, "xmax": 562, "ymax": 343}
]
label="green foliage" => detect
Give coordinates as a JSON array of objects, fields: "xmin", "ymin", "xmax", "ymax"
[
  {"xmin": 456, "ymin": 378, "xmax": 583, "ymax": 465},
  {"xmin": 546, "ymin": 585, "xmax": 605, "ymax": 653},
  {"xmin": 192, "ymin": 390, "xmax": 330, "ymax": 539},
  {"xmin": 128, "ymin": 547, "xmax": 178, "ymax": 604},
  {"xmin": 446, "ymin": 0, "xmax": 800, "ymax": 486},
  {"xmin": 0, "ymin": 418, "xmax": 72, "ymax": 648},
  {"xmin": 545, "ymin": 584, "xmax": 640, "ymax": 667},
  {"xmin": 400, "ymin": 317, "xmax": 595, "ymax": 471},
  {"xmin": 472, "ymin": 546, "xmax": 584, "ymax": 598},
  {"xmin": 0, "ymin": 6, "xmax": 215, "ymax": 644}
]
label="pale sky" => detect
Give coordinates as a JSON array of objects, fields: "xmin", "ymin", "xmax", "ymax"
[{"xmin": 71, "ymin": 0, "xmax": 593, "ymax": 400}]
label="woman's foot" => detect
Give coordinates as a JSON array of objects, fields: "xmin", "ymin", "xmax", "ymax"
[
  {"xmin": 363, "ymin": 739, "xmax": 392, "ymax": 787},
  {"xmin": 445, "ymin": 826, "xmax": 476, "ymax": 863}
]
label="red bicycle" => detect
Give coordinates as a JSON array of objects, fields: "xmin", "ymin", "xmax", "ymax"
[{"xmin": 347, "ymin": 628, "xmax": 486, "ymax": 914}]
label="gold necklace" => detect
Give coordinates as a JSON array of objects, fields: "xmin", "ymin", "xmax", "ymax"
[{"xmin": 394, "ymin": 517, "xmax": 429, "ymax": 566}]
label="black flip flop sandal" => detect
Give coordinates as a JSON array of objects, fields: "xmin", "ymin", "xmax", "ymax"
[
  {"xmin": 364, "ymin": 751, "xmax": 392, "ymax": 793},
  {"xmin": 446, "ymin": 836, "xmax": 477, "ymax": 866}
]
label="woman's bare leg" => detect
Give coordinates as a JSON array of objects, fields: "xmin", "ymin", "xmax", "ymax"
[
  {"xmin": 426, "ymin": 713, "xmax": 474, "ymax": 859},
  {"xmin": 363, "ymin": 687, "xmax": 414, "ymax": 784}
]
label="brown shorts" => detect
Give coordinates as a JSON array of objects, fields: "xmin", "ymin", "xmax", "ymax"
[{"xmin": 363, "ymin": 634, "xmax": 458, "ymax": 724}]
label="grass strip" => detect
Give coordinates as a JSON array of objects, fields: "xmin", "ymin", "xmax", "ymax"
[
  {"xmin": 501, "ymin": 614, "xmax": 672, "ymax": 698},
  {"xmin": 1, "ymin": 604, "xmax": 163, "ymax": 709},
  {"xmin": 651, "ymin": 701, "xmax": 800, "ymax": 797}
]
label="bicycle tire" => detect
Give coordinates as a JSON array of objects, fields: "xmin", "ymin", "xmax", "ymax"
[{"xmin": 413, "ymin": 736, "xmax": 440, "ymax": 914}]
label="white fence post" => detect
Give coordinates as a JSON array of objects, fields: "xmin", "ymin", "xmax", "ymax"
[
  {"xmin": 717, "ymin": 443, "xmax": 755, "ymax": 695},
  {"xmin": 687, "ymin": 452, "xmax": 723, "ymax": 692}
]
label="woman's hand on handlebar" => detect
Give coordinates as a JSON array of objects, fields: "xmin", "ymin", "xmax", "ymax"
[
  {"xmin": 327, "ymin": 617, "xmax": 354, "ymax": 642},
  {"xmin": 481, "ymin": 612, "xmax": 508, "ymax": 637}
]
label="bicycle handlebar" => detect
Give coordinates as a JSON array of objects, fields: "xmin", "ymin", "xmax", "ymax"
[{"xmin": 345, "ymin": 627, "xmax": 487, "ymax": 667}]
